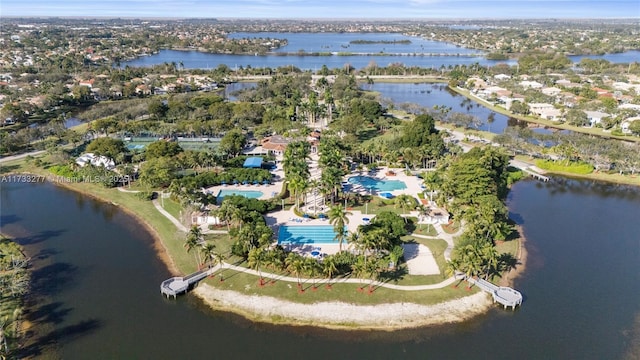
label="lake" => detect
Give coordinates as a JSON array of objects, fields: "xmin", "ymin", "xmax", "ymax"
[
  {"xmin": 123, "ymin": 32, "xmax": 514, "ymax": 70},
  {"xmin": 121, "ymin": 32, "xmax": 638, "ymax": 71},
  {"xmin": 1, "ymin": 178, "xmax": 639, "ymax": 359},
  {"xmin": 368, "ymin": 82, "xmax": 514, "ymax": 133},
  {"xmin": 228, "ymin": 32, "xmax": 482, "ymax": 55}
]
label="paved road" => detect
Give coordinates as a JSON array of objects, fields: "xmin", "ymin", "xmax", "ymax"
[{"xmin": 0, "ymin": 150, "xmax": 46, "ymax": 164}]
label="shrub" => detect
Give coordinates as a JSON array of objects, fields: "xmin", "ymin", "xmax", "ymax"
[
  {"xmin": 535, "ymin": 159, "xmax": 594, "ymax": 175},
  {"xmin": 136, "ymin": 191, "xmax": 155, "ymax": 201}
]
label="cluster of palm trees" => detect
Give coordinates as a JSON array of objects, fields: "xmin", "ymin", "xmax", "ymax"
[
  {"xmin": 247, "ymin": 247, "xmax": 339, "ymax": 291},
  {"xmin": 447, "ymin": 238, "xmax": 514, "ymax": 286},
  {"xmin": 183, "ymin": 226, "xmax": 222, "ymax": 270},
  {"xmin": 282, "ymin": 141, "xmax": 311, "ymax": 210}
]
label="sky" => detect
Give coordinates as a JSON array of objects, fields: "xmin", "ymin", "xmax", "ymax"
[{"xmin": 1, "ymin": 0, "xmax": 638, "ymax": 19}]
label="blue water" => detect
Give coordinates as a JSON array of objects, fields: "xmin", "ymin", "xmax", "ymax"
[
  {"xmin": 126, "ymin": 144, "xmax": 146, "ymax": 150},
  {"xmin": 217, "ymin": 189, "xmax": 263, "ymax": 202},
  {"xmin": 569, "ymin": 50, "xmax": 640, "ymax": 64},
  {"xmin": 228, "ymin": 32, "xmax": 481, "ymax": 55},
  {"xmin": 122, "ymin": 49, "xmax": 511, "ymax": 71},
  {"xmin": 278, "ymin": 225, "xmax": 342, "ymax": 245},
  {"xmin": 348, "ymin": 176, "xmax": 407, "ymax": 192}
]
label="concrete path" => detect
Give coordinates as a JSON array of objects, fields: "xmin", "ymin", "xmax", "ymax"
[
  {"xmin": 411, "ymin": 222, "xmax": 463, "ymax": 262},
  {"xmin": 152, "ymin": 199, "xmax": 189, "ymax": 232},
  {"xmin": 0, "ymin": 150, "xmax": 46, "ymax": 163}
]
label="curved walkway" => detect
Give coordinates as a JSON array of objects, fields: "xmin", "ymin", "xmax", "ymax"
[
  {"xmin": 411, "ymin": 223, "xmax": 463, "ymax": 262},
  {"xmin": 215, "ymin": 262, "xmax": 459, "ymax": 291}
]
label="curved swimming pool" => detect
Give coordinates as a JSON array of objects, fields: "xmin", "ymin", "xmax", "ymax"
[{"xmin": 347, "ymin": 176, "xmax": 407, "ymax": 192}]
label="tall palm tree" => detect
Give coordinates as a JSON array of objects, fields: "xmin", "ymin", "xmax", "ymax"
[
  {"xmin": 322, "ymin": 255, "xmax": 338, "ymax": 289},
  {"xmin": 388, "ymin": 245, "xmax": 404, "ymax": 270},
  {"xmin": 216, "ymin": 201, "xmax": 239, "ymax": 232},
  {"xmin": 303, "ymin": 257, "xmax": 320, "ymax": 290},
  {"xmin": 184, "ymin": 232, "xmax": 202, "ymax": 268},
  {"xmin": 247, "ymin": 247, "xmax": 266, "ymax": 286},
  {"xmin": 394, "ymin": 194, "xmax": 416, "ymax": 223},
  {"xmin": 328, "ymin": 204, "xmax": 352, "ymax": 251},
  {"xmin": 351, "ymin": 255, "xmax": 368, "ymax": 292},
  {"xmin": 200, "ymin": 242, "xmax": 221, "ymax": 268},
  {"xmin": 285, "ymin": 253, "xmax": 306, "ymax": 290}
]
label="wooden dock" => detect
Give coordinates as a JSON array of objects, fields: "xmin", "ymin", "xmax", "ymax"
[
  {"xmin": 161, "ymin": 268, "xmax": 215, "ymax": 299},
  {"xmin": 466, "ymin": 277, "xmax": 523, "ymax": 310},
  {"xmin": 509, "ymin": 160, "xmax": 550, "ymax": 182}
]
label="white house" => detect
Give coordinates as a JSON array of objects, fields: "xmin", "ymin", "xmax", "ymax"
[
  {"xmin": 76, "ymin": 153, "xmax": 115, "ymax": 170},
  {"xmin": 622, "ymin": 117, "xmax": 640, "ymax": 134},
  {"xmin": 585, "ymin": 111, "xmax": 610, "ymax": 127},
  {"xmin": 520, "ymin": 80, "xmax": 543, "ymax": 89},
  {"xmin": 541, "ymin": 87, "xmax": 562, "ymax": 97},
  {"xmin": 494, "ymin": 74, "xmax": 511, "ymax": 81},
  {"xmin": 618, "ymin": 103, "xmax": 640, "ymax": 111}
]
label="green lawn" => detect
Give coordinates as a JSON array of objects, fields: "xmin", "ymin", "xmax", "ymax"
[
  {"xmin": 161, "ymin": 196, "xmax": 184, "ymax": 222},
  {"xmin": 203, "ymin": 269, "xmax": 475, "ymax": 307},
  {"xmin": 347, "ymin": 196, "xmax": 410, "ymax": 216}
]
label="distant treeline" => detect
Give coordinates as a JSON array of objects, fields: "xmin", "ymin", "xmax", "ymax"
[{"xmin": 349, "ymin": 39, "xmax": 412, "ymax": 45}]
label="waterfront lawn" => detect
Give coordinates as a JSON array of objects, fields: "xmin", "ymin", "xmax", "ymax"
[
  {"xmin": 495, "ymin": 239, "xmax": 519, "ymax": 258},
  {"xmin": 203, "ymin": 270, "xmax": 475, "ymax": 307},
  {"xmin": 161, "ymin": 197, "xmax": 184, "ymax": 222}
]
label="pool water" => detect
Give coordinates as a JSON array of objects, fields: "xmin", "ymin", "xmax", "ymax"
[
  {"xmin": 278, "ymin": 225, "xmax": 345, "ymax": 245},
  {"xmin": 347, "ymin": 175, "xmax": 407, "ymax": 192},
  {"xmin": 217, "ymin": 189, "xmax": 263, "ymax": 203}
]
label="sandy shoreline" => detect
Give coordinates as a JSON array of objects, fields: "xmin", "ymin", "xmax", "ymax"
[
  {"xmin": 194, "ymin": 285, "xmax": 493, "ymax": 330},
  {"xmin": 499, "ymin": 225, "xmax": 528, "ymax": 287}
]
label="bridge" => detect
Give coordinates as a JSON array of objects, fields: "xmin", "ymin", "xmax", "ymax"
[
  {"xmin": 466, "ymin": 277, "xmax": 523, "ymax": 310},
  {"xmin": 160, "ymin": 267, "xmax": 216, "ymax": 299}
]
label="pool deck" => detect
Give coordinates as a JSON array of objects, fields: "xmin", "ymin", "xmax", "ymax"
[
  {"xmin": 203, "ymin": 164, "xmax": 286, "ymax": 201},
  {"xmin": 347, "ymin": 167, "xmax": 424, "ymax": 200}
]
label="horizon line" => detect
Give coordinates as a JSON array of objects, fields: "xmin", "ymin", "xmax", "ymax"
[{"xmin": 3, "ymin": 15, "xmax": 639, "ymax": 21}]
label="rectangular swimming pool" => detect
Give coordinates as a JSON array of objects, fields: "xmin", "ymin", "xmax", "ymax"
[
  {"xmin": 217, "ymin": 189, "xmax": 263, "ymax": 203},
  {"xmin": 278, "ymin": 225, "xmax": 345, "ymax": 245}
]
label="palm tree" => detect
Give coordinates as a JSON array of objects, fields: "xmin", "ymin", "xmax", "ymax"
[
  {"xmin": 322, "ymin": 255, "xmax": 338, "ymax": 289},
  {"xmin": 200, "ymin": 242, "xmax": 221, "ymax": 268},
  {"xmin": 216, "ymin": 201, "xmax": 239, "ymax": 232},
  {"xmin": 351, "ymin": 255, "xmax": 368, "ymax": 292},
  {"xmin": 285, "ymin": 253, "xmax": 306, "ymax": 291},
  {"xmin": 328, "ymin": 204, "xmax": 352, "ymax": 251},
  {"xmin": 388, "ymin": 245, "xmax": 404, "ymax": 270},
  {"xmin": 248, "ymin": 247, "xmax": 266, "ymax": 286},
  {"xmin": 184, "ymin": 230, "xmax": 202, "ymax": 268},
  {"xmin": 288, "ymin": 175, "xmax": 308, "ymax": 210},
  {"xmin": 304, "ymin": 257, "xmax": 320, "ymax": 290},
  {"xmin": 394, "ymin": 194, "xmax": 416, "ymax": 223}
]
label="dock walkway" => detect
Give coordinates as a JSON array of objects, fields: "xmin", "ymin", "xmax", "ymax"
[
  {"xmin": 509, "ymin": 160, "xmax": 550, "ymax": 182},
  {"xmin": 467, "ymin": 277, "xmax": 523, "ymax": 310},
  {"xmin": 161, "ymin": 266, "xmax": 218, "ymax": 298}
]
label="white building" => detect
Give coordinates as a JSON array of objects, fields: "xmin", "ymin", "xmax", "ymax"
[
  {"xmin": 76, "ymin": 153, "xmax": 115, "ymax": 170},
  {"xmin": 584, "ymin": 111, "xmax": 610, "ymax": 127}
]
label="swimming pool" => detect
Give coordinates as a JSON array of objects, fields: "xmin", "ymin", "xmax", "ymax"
[
  {"xmin": 278, "ymin": 225, "xmax": 345, "ymax": 245},
  {"xmin": 347, "ymin": 176, "xmax": 407, "ymax": 192},
  {"xmin": 217, "ymin": 189, "xmax": 263, "ymax": 203}
]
